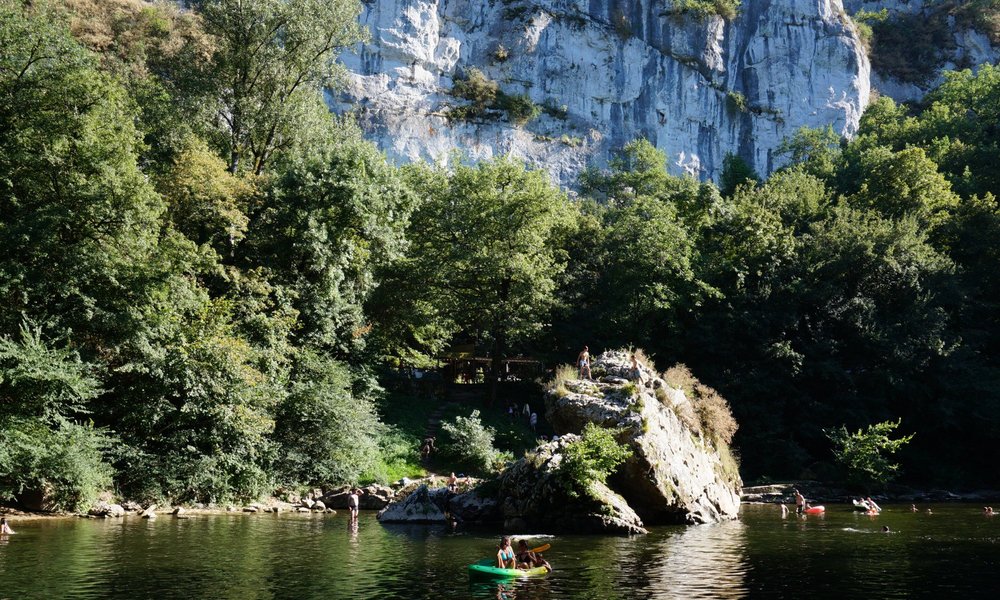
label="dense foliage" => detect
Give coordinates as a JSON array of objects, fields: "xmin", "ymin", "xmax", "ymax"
[
  {"xmin": 826, "ymin": 420, "xmax": 914, "ymax": 491},
  {"xmin": 3, "ymin": 0, "xmax": 1000, "ymax": 511},
  {"xmin": 559, "ymin": 423, "xmax": 633, "ymax": 498}
]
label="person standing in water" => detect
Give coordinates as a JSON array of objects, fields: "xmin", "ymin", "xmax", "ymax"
[
  {"xmin": 348, "ymin": 488, "xmax": 360, "ymax": 522},
  {"xmin": 1, "ymin": 517, "xmax": 14, "ymax": 534},
  {"xmin": 794, "ymin": 489, "xmax": 806, "ymax": 515},
  {"xmin": 577, "ymin": 346, "xmax": 591, "ymax": 379}
]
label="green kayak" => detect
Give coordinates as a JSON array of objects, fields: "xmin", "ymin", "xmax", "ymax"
[{"xmin": 468, "ymin": 558, "xmax": 549, "ymax": 578}]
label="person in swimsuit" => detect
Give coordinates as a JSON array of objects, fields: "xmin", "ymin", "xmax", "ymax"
[
  {"xmin": 794, "ymin": 489, "xmax": 806, "ymax": 515},
  {"xmin": 348, "ymin": 489, "xmax": 360, "ymax": 522},
  {"xmin": 515, "ymin": 539, "xmax": 551, "ymax": 571},
  {"xmin": 577, "ymin": 346, "xmax": 591, "ymax": 379},
  {"xmin": 497, "ymin": 536, "xmax": 516, "ymax": 569},
  {"xmin": 1, "ymin": 517, "xmax": 14, "ymax": 535}
]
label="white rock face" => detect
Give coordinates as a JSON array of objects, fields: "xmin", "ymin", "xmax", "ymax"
[
  {"xmin": 336, "ymin": 0, "xmax": 870, "ymax": 184},
  {"xmin": 843, "ymin": 0, "xmax": 1000, "ymax": 102}
]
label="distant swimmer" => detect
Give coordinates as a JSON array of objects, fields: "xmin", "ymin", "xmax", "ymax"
[
  {"xmin": 0, "ymin": 517, "xmax": 14, "ymax": 535},
  {"xmin": 881, "ymin": 526, "xmax": 891, "ymax": 533},
  {"xmin": 781, "ymin": 504, "xmax": 789, "ymax": 518},
  {"xmin": 926, "ymin": 508, "xmax": 933, "ymax": 515},
  {"xmin": 911, "ymin": 504, "xmax": 918, "ymax": 512},
  {"xmin": 984, "ymin": 506, "xmax": 995, "ymax": 516}
]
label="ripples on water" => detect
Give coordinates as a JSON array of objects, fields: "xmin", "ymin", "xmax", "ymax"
[{"xmin": 0, "ymin": 505, "xmax": 997, "ymax": 599}]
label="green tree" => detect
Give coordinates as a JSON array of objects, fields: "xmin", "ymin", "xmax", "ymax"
[
  {"xmin": 272, "ymin": 350, "xmax": 383, "ymax": 486},
  {"xmin": 390, "ymin": 157, "xmax": 575, "ymax": 387},
  {"xmin": 719, "ymin": 152, "xmax": 759, "ymax": 196},
  {"xmin": 826, "ymin": 419, "xmax": 914, "ymax": 489},
  {"xmin": 245, "ymin": 118, "xmax": 416, "ymax": 355},
  {"xmin": 193, "ymin": 0, "xmax": 368, "ymax": 174},
  {"xmin": 0, "ymin": 322, "xmax": 113, "ymax": 511}
]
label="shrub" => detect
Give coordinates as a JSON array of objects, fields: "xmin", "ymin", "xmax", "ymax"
[
  {"xmin": 693, "ymin": 383, "xmax": 738, "ymax": 444},
  {"xmin": 663, "ymin": 364, "xmax": 697, "ymax": 397},
  {"xmin": 0, "ymin": 418, "xmax": 114, "ymax": 512},
  {"xmin": 559, "ymin": 423, "xmax": 632, "ymax": 498},
  {"xmin": 495, "ymin": 91, "xmax": 541, "ymax": 125},
  {"xmin": 669, "ymin": 0, "xmax": 741, "ymax": 21},
  {"xmin": 492, "ymin": 44, "xmax": 509, "ymax": 62},
  {"xmin": 825, "ymin": 419, "xmax": 914, "ymax": 490},
  {"xmin": 450, "ymin": 68, "xmax": 498, "ymax": 117},
  {"xmin": 548, "ymin": 363, "xmax": 578, "ymax": 397},
  {"xmin": 440, "ymin": 410, "xmax": 503, "ymax": 475},
  {"xmin": 726, "ymin": 90, "xmax": 748, "ymax": 114}
]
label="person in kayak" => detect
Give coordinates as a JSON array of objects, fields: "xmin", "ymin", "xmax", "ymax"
[
  {"xmin": 515, "ymin": 539, "xmax": 552, "ymax": 572},
  {"xmin": 497, "ymin": 536, "xmax": 517, "ymax": 569}
]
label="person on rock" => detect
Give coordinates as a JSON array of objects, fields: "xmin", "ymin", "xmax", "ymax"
[
  {"xmin": 516, "ymin": 539, "xmax": 551, "ymax": 572},
  {"xmin": 577, "ymin": 346, "xmax": 591, "ymax": 379},
  {"xmin": 629, "ymin": 354, "xmax": 644, "ymax": 384},
  {"xmin": 447, "ymin": 472, "xmax": 458, "ymax": 492},
  {"xmin": 497, "ymin": 536, "xmax": 517, "ymax": 569}
]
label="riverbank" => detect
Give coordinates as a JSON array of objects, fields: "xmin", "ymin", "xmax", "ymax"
[{"xmin": 742, "ymin": 482, "xmax": 1000, "ymax": 505}]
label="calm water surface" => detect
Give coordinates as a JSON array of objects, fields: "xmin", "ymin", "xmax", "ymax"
[{"xmin": 1, "ymin": 504, "xmax": 997, "ymax": 599}]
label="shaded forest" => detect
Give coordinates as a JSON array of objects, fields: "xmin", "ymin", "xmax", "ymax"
[{"xmin": 2, "ymin": 0, "xmax": 1000, "ymax": 511}]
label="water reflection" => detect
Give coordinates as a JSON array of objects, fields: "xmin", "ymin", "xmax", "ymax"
[{"xmin": 643, "ymin": 520, "xmax": 749, "ymax": 599}]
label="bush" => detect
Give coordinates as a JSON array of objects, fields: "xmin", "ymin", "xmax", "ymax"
[
  {"xmin": 693, "ymin": 383, "xmax": 738, "ymax": 444},
  {"xmin": 450, "ymin": 68, "xmax": 498, "ymax": 118},
  {"xmin": 495, "ymin": 91, "xmax": 541, "ymax": 125},
  {"xmin": 669, "ymin": 0, "xmax": 741, "ymax": 21},
  {"xmin": 826, "ymin": 419, "xmax": 914, "ymax": 490},
  {"xmin": 559, "ymin": 423, "xmax": 632, "ymax": 497},
  {"xmin": 440, "ymin": 410, "xmax": 504, "ymax": 475},
  {"xmin": 272, "ymin": 350, "xmax": 384, "ymax": 488},
  {"xmin": 0, "ymin": 418, "xmax": 114, "ymax": 512},
  {"xmin": 548, "ymin": 363, "xmax": 578, "ymax": 397}
]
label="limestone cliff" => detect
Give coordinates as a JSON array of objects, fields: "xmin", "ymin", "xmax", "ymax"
[{"xmin": 336, "ymin": 0, "xmax": 870, "ymax": 184}]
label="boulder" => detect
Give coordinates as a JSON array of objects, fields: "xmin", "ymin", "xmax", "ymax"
[
  {"xmin": 141, "ymin": 505, "xmax": 157, "ymax": 519},
  {"xmin": 495, "ymin": 436, "xmax": 646, "ymax": 535},
  {"xmin": 172, "ymin": 506, "xmax": 186, "ymax": 516},
  {"xmin": 301, "ymin": 498, "xmax": 315, "ymax": 509},
  {"xmin": 89, "ymin": 502, "xmax": 126, "ymax": 518},
  {"xmin": 312, "ymin": 501, "xmax": 326, "ymax": 511},
  {"xmin": 122, "ymin": 501, "xmax": 143, "ymax": 513},
  {"xmin": 376, "ymin": 485, "xmax": 449, "ymax": 524},
  {"xmin": 546, "ymin": 350, "xmax": 741, "ymax": 525}
]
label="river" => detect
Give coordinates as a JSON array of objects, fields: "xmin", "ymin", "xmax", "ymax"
[{"xmin": 1, "ymin": 504, "xmax": 997, "ymax": 599}]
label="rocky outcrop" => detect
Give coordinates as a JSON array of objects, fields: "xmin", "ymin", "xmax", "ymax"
[
  {"xmin": 376, "ymin": 483, "xmax": 499, "ymax": 524},
  {"xmin": 495, "ymin": 435, "xmax": 647, "ymax": 534},
  {"xmin": 377, "ymin": 484, "xmax": 450, "ymax": 523},
  {"xmin": 337, "ymin": 0, "xmax": 869, "ymax": 184},
  {"xmin": 546, "ymin": 350, "xmax": 742, "ymax": 525},
  {"xmin": 323, "ymin": 484, "xmax": 395, "ymax": 510},
  {"xmin": 88, "ymin": 502, "xmax": 126, "ymax": 518}
]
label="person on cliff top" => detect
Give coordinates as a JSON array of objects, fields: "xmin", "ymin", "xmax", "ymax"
[
  {"xmin": 516, "ymin": 539, "xmax": 552, "ymax": 572},
  {"xmin": 1, "ymin": 517, "xmax": 15, "ymax": 535},
  {"xmin": 629, "ymin": 354, "xmax": 644, "ymax": 384},
  {"xmin": 577, "ymin": 346, "xmax": 591, "ymax": 379},
  {"xmin": 794, "ymin": 489, "xmax": 806, "ymax": 515},
  {"xmin": 497, "ymin": 536, "xmax": 517, "ymax": 569}
]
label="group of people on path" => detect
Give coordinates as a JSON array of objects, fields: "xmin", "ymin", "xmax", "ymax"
[{"xmin": 506, "ymin": 402, "xmax": 538, "ymax": 432}]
